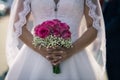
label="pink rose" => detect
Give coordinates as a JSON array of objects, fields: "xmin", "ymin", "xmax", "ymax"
[
  {"xmin": 53, "ymin": 29, "xmax": 61, "ymax": 37},
  {"xmin": 53, "ymin": 19, "xmax": 61, "ymax": 24},
  {"xmin": 61, "ymin": 30, "xmax": 71, "ymax": 39},
  {"xmin": 34, "ymin": 25, "xmax": 41, "ymax": 35},
  {"xmin": 35, "ymin": 26, "xmax": 50, "ymax": 38},
  {"xmin": 51, "ymin": 19, "xmax": 61, "ymax": 29},
  {"xmin": 41, "ymin": 21, "xmax": 55, "ymax": 29},
  {"xmin": 59, "ymin": 23, "xmax": 70, "ymax": 33},
  {"xmin": 34, "ymin": 19, "xmax": 71, "ymax": 39}
]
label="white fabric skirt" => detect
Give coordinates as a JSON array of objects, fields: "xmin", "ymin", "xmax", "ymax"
[{"xmin": 5, "ymin": 44, "xmax": 103, "ymax": 80}]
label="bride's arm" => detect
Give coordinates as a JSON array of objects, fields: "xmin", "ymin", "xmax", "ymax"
[
  {"xmin": 70, "ymin": 5, "xmax": 98, "ymax": 54},
  {"xmin": 52, "ymin": 2, "xmax": 98, "ymax": 65},
  {"xmin": 19, "ymin": 14, "xmax": 50, "ymax": 58}
]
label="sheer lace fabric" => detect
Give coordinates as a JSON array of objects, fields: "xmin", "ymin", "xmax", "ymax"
[
  {"xmin": 6, "ymin": 0, "xmax": 106, "ymax": 80},
  {"xmin": 14, "ymin": 0, "xmax": 31, "ymax": 37},
  {"xmin": 85, "ymin": 0, "xmax": 106, "ymax": 73},
  {"xmin": 6, "ymin": 0, "xmax": 31, "ymax": 67}
]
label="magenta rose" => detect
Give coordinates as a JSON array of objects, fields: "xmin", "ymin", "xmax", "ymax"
[
  {"xmin": 53, "ymin": 29, "xmax": 61, "ymax": 37},
  {"xmin": 41, "ymin": 21, "xmax": 55, "ymax": 29},
  {"xmin": 34, "ymin": 25, "xmax": 41, "ymax": 35},
  {"xmin": 59, "ymin": 23, "xmax": 70, "ymax": 33},
  {"xmin": 61, "ymin": 30, "xmax": 71, "ymax": 39},
  {"xmin": 35, "ymin": 26, "xmax": 50, "ymax": 38},
  {"xmin": 52, "ymin": 19, "xmax": 61, "ymax": 24},
  {"xmin": 51, "ymin": 19, "xmax": 61, "ymax": 29}
]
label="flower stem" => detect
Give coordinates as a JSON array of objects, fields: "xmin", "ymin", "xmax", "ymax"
[{"xmin": 53, "ymin": 64, "xmax": 60, "ymax": 74}]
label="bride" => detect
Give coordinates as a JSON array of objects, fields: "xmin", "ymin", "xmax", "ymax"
[{"xmin": 5, "ymin": 0, "xmax": 107, "ymax": 80}]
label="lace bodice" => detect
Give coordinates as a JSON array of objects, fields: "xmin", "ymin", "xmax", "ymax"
[
  {"xmin": 14, "ymin": 0, "xmax": 102, "ymax": 42},
  {"xmin": 30, "ymin": 0, "xmax": 84, "ymax": 42}
]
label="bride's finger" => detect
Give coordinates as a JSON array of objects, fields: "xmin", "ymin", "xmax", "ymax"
[
  {"xmin": 54, "ymin": 50, "xmax": 65, "ymax": 53},
  {"xmin": 53, "ymin": 53, "xmax": 69, "ymax": 65},
  {"xmin": 52, "ymin": 51, "xmax": 65, "ymax": 56},
  {"xmin": 45, "ymin": 55, "xmax": 54, "ymax": 61},
  {"xmin": 51, "ymin": 56, "xmax": 63, "ymax": 65},
  {"xmin": 45, "ymin": 54, "xmax": 60, "ymax": 62},
  {"xmin": 52, "ymin": 59, "xmax": 62, "ymax": 65},
  {"xmin": 52, "ymin": 55, "xmax": 66, "ymax": 65}
]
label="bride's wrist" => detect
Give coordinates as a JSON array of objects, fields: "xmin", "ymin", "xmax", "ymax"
[
  {"xmin": 66, "ymin": 47, "xmax": 75, "ymax": 57},
  {"xmin": 68, "ymin": 43, "xmax": 80, "ymax": 56},
  {"xmin": 33, "ymin": 46, "xmax": 47, "ymax": 56}
]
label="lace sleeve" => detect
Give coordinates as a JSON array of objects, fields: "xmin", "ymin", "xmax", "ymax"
[
  {"xmin": 6, "ymin": 0, "xmax": 31, "ymax": 67},
  {"xmin": 14, "ymin": 0, "xmax": 31, "ymax": 37},
  {"xmin": 85, "ymin": 0, "xmax": 101, "ymax": 30},
  {"xmin": 84, "ymin": 0, "xmax": 106, "ymax": 78}
]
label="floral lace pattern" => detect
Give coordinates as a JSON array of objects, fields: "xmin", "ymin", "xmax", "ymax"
[
  {"xmin": 86, "ymin": 0, "xmax": 101, "ymax": 31},
  {"xmin": 14, "ymin": 0, "xmax": 31, "ymax": 37},
  {"xmin": 86, "ymin": 0, "xmax": 106, "ymax": 77}
]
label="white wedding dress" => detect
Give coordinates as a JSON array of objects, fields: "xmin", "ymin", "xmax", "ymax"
[{"xmin": 5, "ymin": 0, "xmax": 106, "ymax": 80}]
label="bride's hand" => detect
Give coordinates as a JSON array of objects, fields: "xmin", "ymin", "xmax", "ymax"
[
  {"xmin": 47, "ymin": 47, "xmax": 74, "ymax": 65},
  {"xmin": 39, "ymin": 47, "xmax": 55, "ymax": 61}
]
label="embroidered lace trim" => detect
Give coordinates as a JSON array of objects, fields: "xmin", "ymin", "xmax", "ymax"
[
  {"xmin": 14, "ymin": 0, "xmax": 31, "ymax": 37},
  {"xmin": 86, "ymin": 0, "xmax": 101, "ymax": 30}
]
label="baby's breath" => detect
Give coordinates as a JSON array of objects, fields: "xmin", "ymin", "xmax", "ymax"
[{"xmin": 33, "ymin": 35, "xmax": 72, "ymax": 48}]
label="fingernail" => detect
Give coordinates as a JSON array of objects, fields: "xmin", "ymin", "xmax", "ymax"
[
  {"xmin": 46, "ymin": 56, "xmax": 49, "ymax": 58},
  {"xmin": 59, "ymin": 57, "xmax": 62, "ymax": 59},
  {"xmin": 53, "ymin": 63, "xmax": 57, "ymax": 65}
]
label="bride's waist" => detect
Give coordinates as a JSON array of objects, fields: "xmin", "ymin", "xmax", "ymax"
[{"xmin": 33, "ymin": 16, "xmax": 81, "ymax": 26}]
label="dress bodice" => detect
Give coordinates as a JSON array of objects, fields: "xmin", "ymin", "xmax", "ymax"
[{"xmin": 30, "ymin": 0, "xmax": 84, "ymax": 42}]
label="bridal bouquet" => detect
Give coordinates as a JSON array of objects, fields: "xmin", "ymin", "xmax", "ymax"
[{"xmin": 33, "ymin": 19, "xmax": 72, "ymax": 74}]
